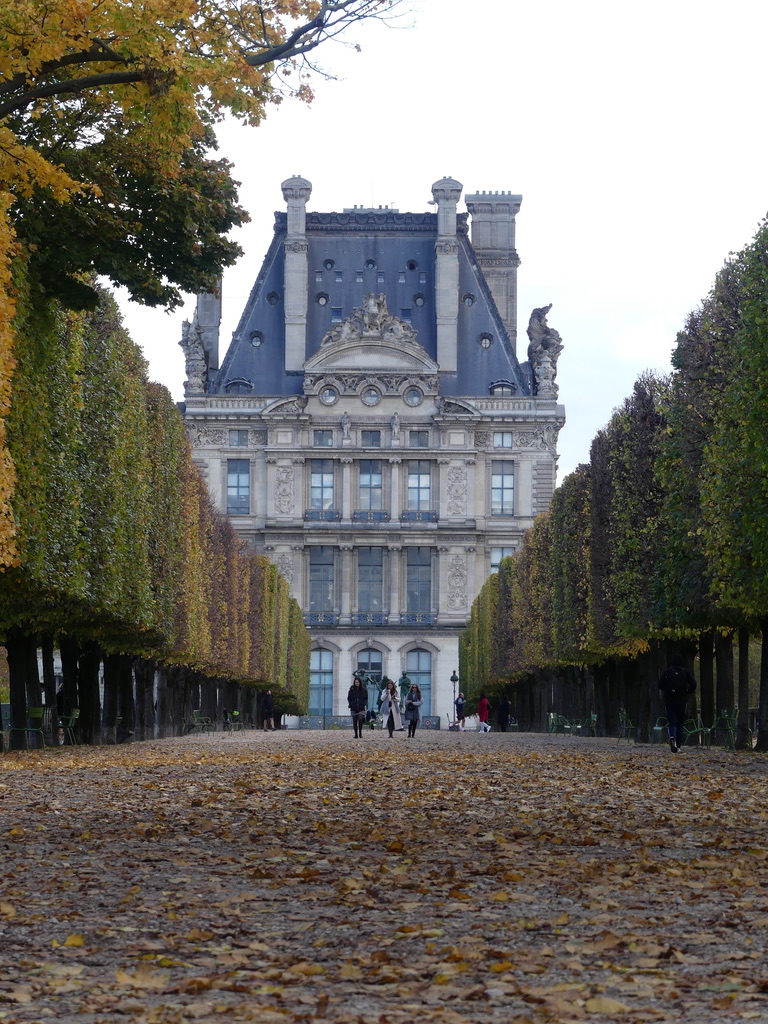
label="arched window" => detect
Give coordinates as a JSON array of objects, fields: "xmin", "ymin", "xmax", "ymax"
[
  {"xmin": 310, "ymin": 649, "xmax": 334, "ymax": 718},
  {"xmin": 406, "ymin": 649, "xmax": 432, "ymax": 715},
  {"xmin": 357, "ymin": 648, "xmax": 383, "ymax": 710}
]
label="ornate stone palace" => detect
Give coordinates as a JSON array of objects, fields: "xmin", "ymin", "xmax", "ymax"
[{"xmin": 180, "ymin": 176, "xmax": 565, "ymax": 721}]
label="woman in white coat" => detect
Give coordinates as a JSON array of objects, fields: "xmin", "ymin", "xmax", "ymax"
[{"xmin": 379, "ymin": 678, "xmax": 402, "ymax": 738}]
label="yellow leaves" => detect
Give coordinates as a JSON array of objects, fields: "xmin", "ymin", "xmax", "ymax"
[
  {"xmin": 287, "ymin": 961, "xmax": 324, "ymax": 977},
  {"xmin": 114, "ymin": 964, "xmax": 170, "ymax": 990},
  {"xmin": 0, "ymin": 901, "xmax": 16, "ymax": 919},
  {"xmin": 584, "ymin": 995, "xmax": 630, "ymax": 1013}
]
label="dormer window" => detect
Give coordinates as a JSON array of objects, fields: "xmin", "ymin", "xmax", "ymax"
[
  {"xmin": 226, "ymin": 378, "xmax": 254, "ymax": 394},
  {"xmin": 490, "ymin": 380, "xmax": 516, "ymax": 397}
]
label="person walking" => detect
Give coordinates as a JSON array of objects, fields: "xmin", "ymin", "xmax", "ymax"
[
  {"xmin": 455, "ymin": 692, "xmax": 467, "ymax": 731},
  {"xmin": 478, "ymin": 693, "xmax": 491, "ymax": 733},
  {"xmin": 347, "ymin": 675, "xmax": 368, "ymax": 739},
  {"xmin": 262, "ymin": 689, "xmax": 275, "ymax": 732},
  {"xmin": 403, "ymin": 683, "xmax": 423, "ymax": 738},
  {"xmin": 497, "ymin": 695, "xmax": 510, "ymax": 732},
  {"xmin": 379, "ymin": 678, "xmax": 402, "ymax": 738},
  {"xmin": 658, "ymin": 653, "xmax": 696, "ymax": 752}
]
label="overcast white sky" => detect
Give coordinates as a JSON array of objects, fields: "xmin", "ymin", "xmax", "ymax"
[{"xmin": 117, "ymin": 0, "xmax": 768, "ymax": 483}]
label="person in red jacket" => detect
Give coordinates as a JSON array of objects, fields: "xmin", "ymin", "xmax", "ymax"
[{"xmin": 478, "ymin": 693, "xmax": 491, "ymax": 732}]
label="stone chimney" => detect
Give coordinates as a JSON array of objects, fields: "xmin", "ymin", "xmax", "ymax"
[
  {"xmin": 464, "ymin": 191, "xmax": 522, "ymax": 349},
  {"xmin": 195, "ymin": 285, "xmax": 221, "ymax": 373},
  {"xmin": 281, "ymin": 175, "xmax": 312, "ymax": 371},
  {"xmin": 431, "ymin": 176, "xmax": 463, "ymax": 373}
]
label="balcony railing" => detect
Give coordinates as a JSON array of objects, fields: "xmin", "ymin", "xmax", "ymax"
[
  {"xmin": 351, "ymin": 612, "xmax": 388, "ymax": 626},
  {"xmin": 352, "ymin": 510, "xmax": 391, "ymax": 523},
  {"xmin": 400, "ymin": 509, "xmax": 438, "ymax": 522},
  {"xmin": 304, "ymin": 509, "xmax": 342, "ymax": 522},
  {"xmin": 304, "ymin": 612, "xmax": 339, "ymax": 626},
  {"xmin": 400, "ymin": 613, "xmax": 437, "ymax": 626}
]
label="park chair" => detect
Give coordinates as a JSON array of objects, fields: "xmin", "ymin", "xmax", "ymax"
[
  {"xmin": 9, "ymin": 706, "xmax": 46, "ymax": 750},
  {"xmin": 191, "ymin": 710, "xmax": 214, "ymax": 734},
  {"xmin": 651, "ymin": 716, "xmax": 668, "ymax": 744},
  {"xmin": 682, "ymin": 714, "xmax": 711, "ymax": 748},
  {"xmin": 576, "ymin": 713, "xmax": 597, "ymax": 737},
  {"xmin": 229, "ymin": 710, "xmax": 243, "ymax": 731},
  {"xmin": 556, "ymin": 714, "xmax": 574, "ymax": 735},
  {"xmin": 58, "ymin": 708, "xmax": 80, "ymax": 746},
  {"xmin": 547, "ymin": 712, "xmax": 558, "ymax": 734},
  {"xmin": 617, "ymin": 709, "xmax": 635, "ymax": 743}
]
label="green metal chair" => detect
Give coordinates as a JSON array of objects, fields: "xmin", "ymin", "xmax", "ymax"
[
  {"xmin": 651, "ymin": 715, "xmax": 668, "ymax": 743},
  {"xmin": 9, "ymin": 707, "xmax": 46, "ymax": 750},
  {"xmin": 58, "ymin": 708, "xmax": 80, "ymax": 746},
  {"xmin": 229, "ymin": 710, "xmax": 243, "ymax": 731},
  {"xmin": 617, "ymin": 709, "xmax": 635, "ymax": 742},
  {"xmin": 682, "ymin": 714, "xmax": 711, "ymax": 748}
]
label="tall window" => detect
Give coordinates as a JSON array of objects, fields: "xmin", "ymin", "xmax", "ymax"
[
  {"xmin": 406, "ymin": 649, "xmax": 432, "ymax": 715},
  {"xmin": 491, "ymin": 461, "xmax": 515, "ymax": 515},
  {"xmin": 310, "ymin": 459, "xmax": 334, "ymax": 510},
  {"xmin": 357, "ymin": 547, "xmax": 383, "ymax": 613},
  {"xmin": 407, "ymin": 547, "xmax": 431, "ymax": 614},
  {"xmin": 361, "ymin": 430, "xmax": 381, "ymax": 447},
  {"xmin": 359, "ymin": 460, "xmax": 383, "ymax": 511},
  {"xmin": 407, "ymin": 461, "xmax": 431, "ymax": 511},
  {"xmin": 227, "ymin": 459, "xmax": 250, "ymax": 514},
  {"xmin": 409, "ymin": 430, "xmax": 429, "ymax": 448},
  {"xmin": 309, "ymin": 649, "xmax": 333, "ymax": 717},
  {"xmin": 357, "ymin": 649, "xmax": 382, "ymax": 711},
  {"xmin": 309, "ymin": 547, "xmax": 334, "ymax": 612},
  {"xmin": 314, "ymin": 430, "xmax": 333, "ymax": 447},
  {"xmin": 491, "ymin": 547, "xmax": 515, "ymax": 573}
]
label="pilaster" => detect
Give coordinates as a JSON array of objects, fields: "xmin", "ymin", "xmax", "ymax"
[{"xmin": 281, "ymin": 176, "xmax": 312, "ymax": 372}]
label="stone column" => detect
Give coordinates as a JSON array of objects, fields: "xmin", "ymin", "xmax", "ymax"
[
  {"xmin": 432, "ymin": 177, "xmax": 462, "ymax": 373},
  {"xmin": 340, "ymin": 456, "xmax": 353, "ymax": 521},
  {"xmin": 281, "ymin": 176, "xmax": 312, "ymax": 372},
  {"xmin": 389, "ymin": 457, "xmax": 401, "ymax": 521},
  {"xmin": 388, "ymin": 545, "xmax": 402, "ymax": 625}
]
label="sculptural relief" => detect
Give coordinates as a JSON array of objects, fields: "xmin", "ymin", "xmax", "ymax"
[
  {"xmin": 447, "ymin": 555, "xmax": 468, "ymax": 610},
  {"xmin": 447, "ymin": 467, "xmax": 467, "ymax": 516},
  {"xmin": 275, "ymin": 466, "xmax": 294, "ymax": 515},
  {"xmin": 527, "ymin": 304, "xmax": 564, "ymax": 398}
]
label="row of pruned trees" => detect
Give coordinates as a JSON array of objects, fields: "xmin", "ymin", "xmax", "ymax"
[
  {"xmin": 461, "ymin": 217, "xmax": 768, "ymax": 751},
  {"xmin": 1, "ymin": 271, "xmax": 309, "ymax": 746}
]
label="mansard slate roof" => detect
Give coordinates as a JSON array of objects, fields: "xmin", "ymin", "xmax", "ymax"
[{"xmin": 213, "ymin": 208, "xmax": 531, "ymax": 397}]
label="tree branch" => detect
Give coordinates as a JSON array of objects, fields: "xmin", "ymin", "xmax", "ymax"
[{"xmin": 0, "ymin": 71, "xmax": 147, "ymax": 119}]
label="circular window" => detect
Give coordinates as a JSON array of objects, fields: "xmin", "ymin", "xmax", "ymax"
[
  {"xmin": 316, "ymin": 292, "xmax": 329, "ymax": 306},
  {"xmin": 478, "ymin": 333, "xmax": 493, "ymax": 349},
  {"xmin": 361, "ymin": 386, "xmax": 381, "ymax": 407},
  {"xmin": 403, "ymin": 386, "xmax": 423, "ymax": 407},
  {"xmin": 267, "ymin": 291, "xmax": 280, "ymax": 306},
  {"xmin": 407, "ymin": 260, "xmax": 418, "ymax": 271},
  {"xmin": 250, "ymin": 331, "xmax": 264, "ymax": 348},
  {"xmin": 364, "ymin": 259, "xmax": 377, "ymax": 270},
  {"xmin": 323, "ymin": 259, "xmax": 335, "ymax": 270},
  {"xmin": 413, "ymin": 293, "xmax": 426, "ymax": 307},
  {"xmin": 462, "ymin": 293, "xmax": 476, "ymax": 307},
  {"xmin": 319, "ymin": 386, "xmax": 339, "ymax": 406}
]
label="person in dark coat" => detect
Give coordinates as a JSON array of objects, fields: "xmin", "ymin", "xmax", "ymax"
[
  {"xmin": 347, "ymin": 675, "xmax": 368, "ymax": 738},
  {"xmin": 497, "ymin": 695, "xmax": 510, "ymax": 732},
  {"xmin": 262, "ymin": 689, "xmax": 275, "ymax": 732},
  {"xmin": 658, "ymin": 654, "xmax": 696, "ymax": 752},
  {"xmin": 455, "ymin": 692, "xmax": 467, "ymax": 731},
  {"xmin": 403, "ymin": 683, "xmax": 423, "ymax": 738}
]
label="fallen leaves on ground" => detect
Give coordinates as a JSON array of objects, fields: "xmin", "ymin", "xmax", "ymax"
[{"xmin": 0, "ymin": 731, "xmax": 767, "ymax": 1022}]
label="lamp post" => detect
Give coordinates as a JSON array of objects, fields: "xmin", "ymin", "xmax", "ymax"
[{"xmin": 450, "ymin": 669, "xmax": 458, "ymax": 721}]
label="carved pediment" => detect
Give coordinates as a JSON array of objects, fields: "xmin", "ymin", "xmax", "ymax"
[{"xmin": 304, "ymin": 293, "xmax": 439, "ymax": 375}]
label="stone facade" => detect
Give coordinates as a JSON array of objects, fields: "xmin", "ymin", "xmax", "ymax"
[{"xmin": 181, "ymin": 178, "xmax": 565, "ymax": 722}]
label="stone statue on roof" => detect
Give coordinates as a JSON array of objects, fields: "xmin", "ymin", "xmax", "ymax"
[
  {"xmin": 527, "ymin": 304, "xmax": 563, "ymax": 398},
  {"xmin": 179, "ymin": 311, "xmax": 207, "ymax": 395}
]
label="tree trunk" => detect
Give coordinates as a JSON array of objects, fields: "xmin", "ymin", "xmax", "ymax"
[
  {"xmin": 78, "ymin": 642, "xmax": 102, "ymax": 745},
  {"xmin": 156, "ymin": 664, "xmax": 169, "ymax": 738},
  {"xmin": 25, "ymin": 635, "xmax": 42, "ymax": 709},
  {"xmin": 715, "ymin": 630, "xmax": 734, "ymax": 718},
  {"xmin": 6, "ymin": 629, "xmax": 32, "ymax": 750},
  {"xmin": 698, "ymin": 630, "xmax": 715, "ymax": 726},
  {"xmin": 134, "ymin": 658, "xmax": 156, "ymax": 742},
  {"xmin": 102, "ymin": 654, "xmax": 120, "ymax": 744},
  {"xmin": 117, "ymin": 656, "xmax": 135, "ymax": 740},
  {"xmin": 736, "ymin": 626, "xmax": 752, "ymax": 750},
  {"xmin": 755, "ymin": 618, "xmax": 768, "ymax": 753},
  {"xmin": 41, "ymin": 635, "xmax": 57, "ymax": 713},
  {"xmin": 59, "ymin": 636, "xmax": 80, "ymax": 718}
]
